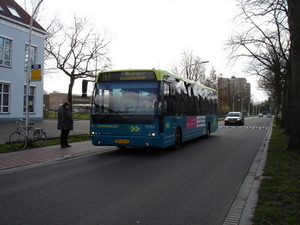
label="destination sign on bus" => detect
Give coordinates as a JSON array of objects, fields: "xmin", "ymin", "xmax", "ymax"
[{"xmin": 98, "ymin": 71, "xmax": 156, "ymax": 81}]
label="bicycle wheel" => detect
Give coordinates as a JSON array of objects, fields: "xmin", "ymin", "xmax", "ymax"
[
  {"xmin": 33, "ymin": 129, "xmax": 47, "ymax": 147},
  {"xmin": 9, "ymin": 131, "xmax": 27, "ymax": 150}
]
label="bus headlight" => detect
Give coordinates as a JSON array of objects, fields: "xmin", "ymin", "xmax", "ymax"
[{"xmin": 147, "ymin": 133, "xmax": 156, "ymax": 137}]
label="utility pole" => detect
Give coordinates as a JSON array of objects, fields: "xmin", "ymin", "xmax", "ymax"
[{"xmin": 25, "ymin": 0, "xmax": 44, "ymax": 135}]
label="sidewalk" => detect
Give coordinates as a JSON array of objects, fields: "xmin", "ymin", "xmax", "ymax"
[
  {"xmin": 0, "ymin": 119, "xmax": 117, "ymax": 172},
  {"xmin": 0, "ymin": 141, "xmax": 116, "ymax": 172}
]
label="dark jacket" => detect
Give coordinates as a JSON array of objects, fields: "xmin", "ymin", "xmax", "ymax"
[{"xmin": 57, "ymin": 106, "xmax": 74, "ymax": 130}]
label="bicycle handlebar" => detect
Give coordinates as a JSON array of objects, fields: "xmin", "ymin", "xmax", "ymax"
[{"xmin": 14, "ymin": 119, "xmax": 35, "ymax": 129}]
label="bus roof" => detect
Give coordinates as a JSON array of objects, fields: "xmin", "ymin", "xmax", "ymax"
[{"xmin": 97, "ymin": 69, "xmax": 217, "ymax": 93}]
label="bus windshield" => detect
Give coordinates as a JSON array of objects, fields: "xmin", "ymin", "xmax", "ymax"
[{"xmin": 91, "ymin": 81, "xmax": 159, "ymax": 124}]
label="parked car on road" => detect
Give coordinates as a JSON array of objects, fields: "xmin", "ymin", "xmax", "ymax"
[{"xmin": 224, "ymin": 112, "xmax": 245, "ymax": 126}]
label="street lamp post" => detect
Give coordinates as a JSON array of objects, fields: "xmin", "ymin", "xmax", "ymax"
[
  {"xmin": 25, "ymin": 0, "xmax": 44, "ymax": 135},
  {"xmin": 180, "ymin": 61, "xmax": 209, "ymax": 76},
  {"xmin": 241, "ymin": 95, "xmax": 250, "ymax": 114},
  {"xmin": 248, "ymin": 101, "xmax": 251, "ymax": 116},
  {"xmin": 232, "ymin": 90, "xmax": 245, "ymax": 111}
]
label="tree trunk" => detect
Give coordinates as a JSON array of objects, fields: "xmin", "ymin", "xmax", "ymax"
[
  {"xmin": 287, "ymin": 0, "xmax": 300, "ymax": 151},
  {"xmin": 68, "ymin": 77, "xmax": 75, "ymax": 113},
  {"xmin": 284, "ymin": 69, "xmax": 292, "ymax": 131}
]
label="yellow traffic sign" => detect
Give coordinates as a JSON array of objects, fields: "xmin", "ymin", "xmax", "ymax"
[{"xmin": 31, "ymin": 64, "xmax": 42, "ymax": 81}]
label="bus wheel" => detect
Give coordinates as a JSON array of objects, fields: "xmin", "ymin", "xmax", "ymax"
[
  {"xmin": 205, "ymin": 124, "xmax": 211, "ymax": 139},
  {"xmin": 117, "ymin": 145, "xmax": 127, "ymax": 150},
  {"xmin": 173, "ymin": 128, "xmax": 181, "ymax": 151}
]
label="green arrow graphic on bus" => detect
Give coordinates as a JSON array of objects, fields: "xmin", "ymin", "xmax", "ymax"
[{"xmin": 130, "ymin": 126, "xmax": 141, "ymax": 132}]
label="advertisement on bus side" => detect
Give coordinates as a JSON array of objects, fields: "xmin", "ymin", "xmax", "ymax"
[{"xmin": 186, "ymin": 116, "xmax": 206, "ymax": 129}]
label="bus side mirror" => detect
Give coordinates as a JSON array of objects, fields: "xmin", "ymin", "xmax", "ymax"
[{"xmin": 82, "ymin": 80, "xmax": 88, "ymax": 98}]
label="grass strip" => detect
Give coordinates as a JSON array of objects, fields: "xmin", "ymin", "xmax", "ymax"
[
  {"xmin": 253, "ymin": 126, "xmax": 300, "ymax": 224},
  {"xmin": 44, "ymin": 112, "xmax": 90, "ymax": 119}
]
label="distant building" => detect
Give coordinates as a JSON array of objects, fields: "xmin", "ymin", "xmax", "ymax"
[
  {"xmin": 44, "ymin": 93, "xmax": 92, "ymax": 112},
  {"xmin": 0, "ymin": 0, "xmax": 46, "ymax": 122},
  {"xmin": 218, "ymin": 76, "xmax": 251, "ymax": 116},
  {"xmin": 47, "ymin": 93, "xmax": 68, "ymax": 111}
]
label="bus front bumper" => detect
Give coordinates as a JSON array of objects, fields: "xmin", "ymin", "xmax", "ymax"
[{"xmin": 91, "ymin": 134, "xmax": 166, "ymax": 148}]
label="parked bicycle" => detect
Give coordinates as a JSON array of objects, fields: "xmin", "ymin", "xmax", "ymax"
[{"xmin": 9, "ymin": 119, "xmax": 47, "ymax": 150}]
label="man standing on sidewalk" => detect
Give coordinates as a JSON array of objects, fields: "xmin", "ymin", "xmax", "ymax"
[{"xmin": 57, "ymin": 102, "xmax": 74, "ymax": 148}]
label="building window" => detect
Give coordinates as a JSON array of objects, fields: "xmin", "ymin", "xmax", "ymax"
[
  {"xmin": 24, "ymin": 86, "xmax": 35, "ymax": 113},
  {"xmin": 7, "ymin": 6, "xmax": 21, "ymax": 18},
  {"xmin": 0, "ymin": 37, "xmax": 12, "ymax": 67},
  {"xmin": 25, "ymin": 45, "xmax": 37, "ymax": 70},
  {"xmin": 0, "ymin": 83, "xmax": 10, "ymax": 113}
]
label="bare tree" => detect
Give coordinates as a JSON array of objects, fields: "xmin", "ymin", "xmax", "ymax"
[
  {"xmin": 45, "ymin": 15, "xmax": 111, "ymax": 111},
  {"xmin": 228, "ymin": 0, "xmax": 300, "ymax": 150},
  {"xmin": 20, "ymin": 0, "xmax": 43, "ymax": 20},
  {"xmin": 204, "ymin": 67, "xmax": 221, "ymax": 89},
  {"xmin": 226, "ymin": 0, "xmax": 290, "ymax": 127},
  {"xmin": 287, "ymin": 0, "xmax": 300, "ymax": 151},
  {"xmin": 170, "ymin": 50, "xmax": 207, "ymax": 83},
  {"xmin": 18, "ymin": 0, "xmax": 60, "ymax": 70}
]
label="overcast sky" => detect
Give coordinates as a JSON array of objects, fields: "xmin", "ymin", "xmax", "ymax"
[{"xmin": 17, "ymin": 0, "xmax": 268, "ymax": 101}]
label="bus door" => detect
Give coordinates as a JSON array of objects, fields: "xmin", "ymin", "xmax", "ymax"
[{"xmin": 163, "ymin": 81, "xmax": 176, "ymax": 145}]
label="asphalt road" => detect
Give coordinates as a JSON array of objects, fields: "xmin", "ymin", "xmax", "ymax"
[{"xmin": 0, "ymin": 116, "xmax": 272, "ymax": 225}]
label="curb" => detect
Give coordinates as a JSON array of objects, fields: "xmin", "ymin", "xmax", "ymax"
[{"xmin": 223, "ymin": 119, "xmax": 273, "ymax": 225}]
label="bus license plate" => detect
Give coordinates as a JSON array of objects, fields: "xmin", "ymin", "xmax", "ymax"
[{"xmin": 115, "ymin": 139, "xmax": 130, "ymax": 144}]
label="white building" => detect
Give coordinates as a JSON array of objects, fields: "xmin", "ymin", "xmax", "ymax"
[{"xmin": 0, "ymin": 0, "xmax": 46, "ymax": 122}]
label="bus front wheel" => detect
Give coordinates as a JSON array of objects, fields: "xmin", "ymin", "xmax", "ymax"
[{"xmin": 173, "ymin": 128, "xmax": 182, "ymax": 151}]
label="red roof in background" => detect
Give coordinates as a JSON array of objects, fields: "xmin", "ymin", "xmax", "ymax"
[{"xmin": 0, "ymin": 0, "xmax": 45, "ymax": 32}]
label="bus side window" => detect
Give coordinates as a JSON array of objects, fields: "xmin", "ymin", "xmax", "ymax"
[
  {"xmin": 198, "ymin": 96, "xmax": 203, "ymax": 115},
  {"xmin": 204, "ymin": 98, "xmax": 209, "ymax": 115},
  {"xmin": 214, "ymin": 99, "xmax": 218, "ymax": 114},
  {"xmin": 212, "ymin": 100, "xmax": 215, "ymax": 115},
  {"xmin": 186, "ymin": 84, "xmax": 191, "ymax": 115},
  {"xmin": 189, "ymin": 85, "xmax": 196, "ymax": 115},
  {"xmin": 209, "ymin": 100, "xmax": 212, "ymax": 115},
  {"xmin": 181, "ymin": 82, "xmax": 188, "ymax": 115},
  {"xmin": 163, "ymin": 83, "xmax": 171, "ymax": 115},
  {"xmin": 174, "ymin": 81, "xmax": 181, "ymax": 115},
  {"xmin": 169, "ymin": 82, "xmax": 176, "ymax": 115},
  {"xmin": 194, "ymin": 94, "xmax": 199, "ymax": 115}
]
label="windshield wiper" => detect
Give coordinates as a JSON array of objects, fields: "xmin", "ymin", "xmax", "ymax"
[
  {"xmin": 123, "ymin": 114, "xmax": 152, "ymax": 121},
  {"xmin": 96, "ymin": 108, "xmax": 122, "ymax": 120}
]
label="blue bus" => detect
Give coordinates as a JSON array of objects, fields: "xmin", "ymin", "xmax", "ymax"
[{"xmin": 90, "ymin": 69, "xmax": 218, "ymax": 150}]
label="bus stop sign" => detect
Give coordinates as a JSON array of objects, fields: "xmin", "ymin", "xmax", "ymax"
[{"xmin": 31, "ymin": 64, "xmax": 42, "ymax": 81}]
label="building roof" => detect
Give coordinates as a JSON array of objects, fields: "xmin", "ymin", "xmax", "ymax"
[{"xmin": 0, "ymin": 0, "xmax": 45, "ymax": 32}]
